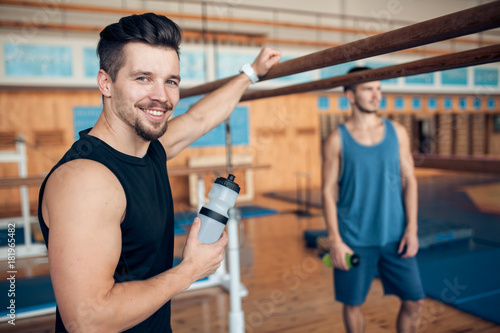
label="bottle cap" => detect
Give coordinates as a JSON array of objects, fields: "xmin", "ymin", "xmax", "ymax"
[
  {"xmin": 215, "ymin": 174, "xmax": 240, "ymax": 193},
  {"xmin": 348, "ymin": 253, "xmax": 360, "ymax": 267}
]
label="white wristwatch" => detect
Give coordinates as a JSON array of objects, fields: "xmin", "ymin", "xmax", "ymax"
[{"xmin": 239, "ymin": 63, "xmax": 259, "ymax": 84}]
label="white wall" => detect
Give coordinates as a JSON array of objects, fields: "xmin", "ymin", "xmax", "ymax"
[{"xmin": 0, "ymin": 0, "xmax": 499, "ymax": 92}]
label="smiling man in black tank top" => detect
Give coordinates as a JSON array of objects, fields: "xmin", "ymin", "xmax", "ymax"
[{"xmin": 38, "ymin": 13, "xmax": 281, "ymax": 332}]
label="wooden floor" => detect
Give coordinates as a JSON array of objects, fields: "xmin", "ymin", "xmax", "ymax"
[{"xmin": 2, "ymin": 195, "xmax": 500, "ymax": 333}]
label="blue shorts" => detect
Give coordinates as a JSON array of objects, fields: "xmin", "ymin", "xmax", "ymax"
[{"xmin": 334, "ymin": 242, "xmax": 425, "ymax": 306}]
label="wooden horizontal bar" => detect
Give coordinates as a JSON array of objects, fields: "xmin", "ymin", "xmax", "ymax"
[
  {"xmin": 180, "ymin": 0, "xmax": 500, "ymax": 98},
  {"xmin": 1, "ymin": 0, "xmax": 496, "ymax": 50},
  {"xmin": 0, "ymin": 176, "xmax": 45, "ymax": 188},
  {"xmin": 414, "ymin": 154, "xmax": 500, "ymax": 174},
  {"xmin": 240, "ymin": 44, "xmax": 500, "ymax": 101}
]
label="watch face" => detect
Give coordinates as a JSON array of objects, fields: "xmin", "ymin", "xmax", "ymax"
[{"xmin": 241, "ymin": 64, "xmax": 258, "ymax": 83}]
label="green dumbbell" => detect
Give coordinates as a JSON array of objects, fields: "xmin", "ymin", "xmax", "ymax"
[{"xmin": 322, "ymin": 253, "xmax": 360, "ymax": 268}]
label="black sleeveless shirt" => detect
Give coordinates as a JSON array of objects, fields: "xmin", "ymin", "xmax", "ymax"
[{"xmin": 38, "ymin": 129, "xmax": 174, "ymax": 332}]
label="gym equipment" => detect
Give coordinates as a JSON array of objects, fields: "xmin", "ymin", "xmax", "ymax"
[
  {"xmin": 322, "ymin": 253, "xmax": 360, "ymax": 268},
  {"xmin": 418, "ymin": 246, "xmax": 500, "ymax": 324},
  {"xmin": 0, "ymin": 136, "xmax": 46, "ymax": 259}
]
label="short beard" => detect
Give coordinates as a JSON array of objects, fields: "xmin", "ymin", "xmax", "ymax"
[
  {"xmin": 134, "ymin": 120, "xmax": 168, "ymax": 142},
  {"xmin": 355, "ymin": 100, "xmax": 378, "ymax": 114}
]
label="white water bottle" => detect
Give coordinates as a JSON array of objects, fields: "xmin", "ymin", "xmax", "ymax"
[{"xmin": 198, "ymin": 174, "xmax": 240, "ymax": 244}]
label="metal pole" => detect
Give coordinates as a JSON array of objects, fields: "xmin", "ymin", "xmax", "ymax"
[
  {"xmin": 225, "ymin": 119, "xmax": 233, "ymax": 175},
  {"xmin": 227, "ymin": 207, "xmax": 244, "ymax": 333},
  {"xmin": 17, "ymin": 136, "xmax": 32, "ymax": 249}
]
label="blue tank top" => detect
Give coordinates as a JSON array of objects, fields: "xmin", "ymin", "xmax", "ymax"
[
  {"xmin": 38, "ymin": 129, "xmax": 174, "ymax": 332},
  {"xmin": 337, "ymin": 118, "xmax": 405, "ymax": 247}
]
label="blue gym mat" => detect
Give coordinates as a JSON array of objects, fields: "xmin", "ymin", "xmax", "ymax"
[
  {"xmin": 418, "ymin": 246, "xmax": 500, "ymax": 325},
  {"xmin": 0, "ymin": 226, "xmax": 39, "ymax": 247},
  {"xmin": 0, "ymin": 275, "xmax": 56, "ymax": 319}
]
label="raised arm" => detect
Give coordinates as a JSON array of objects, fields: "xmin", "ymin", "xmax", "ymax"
[
  {"xmin": 394, "ymin": 122, "xmax": 419, "ymax": 258},
  {"xmin": 41, "ymin": 160, "xmax": 227, "ymax": 332},
  {"xmin": 162, "ymin": 47, "xmax": 281, "ymax": 159},
  {"xmin": 321, "ymin": 130, "xmax": 352, "ymax": 271}
]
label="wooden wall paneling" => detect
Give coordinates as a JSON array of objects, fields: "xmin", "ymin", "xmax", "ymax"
[
  {"xmin": 485, "ymin": 114, "xmax": 491, "ymax": 155},
  {"xmin": 489, "ymin": 113, "xmax": 500, "ymax": 155},
  {"xmin": 243, "ymin": 94, "xmax": 322, "ymax": 194},
  {"xmin": 434, "ymin": 114, "xmax": 441, "ymax": 155},
  {"xmin": 319, "ymin": 114, "xmax": 331, "ymax": 142},
  {"xmin": 0, "ymin": 89, "xmax": 102, "ymax": 216},
  {"xmin": 410, "ymin": 115, "xmax": 420, "ymax": 153},
  {"xmin": 451, "ymin": 114, "xmax": 457, "ymax": 155},
  {"xmin": 455, "ymin": 113, "xmax": 469, "ymax": 155},
  {"xmin": 0, "ymin": 131, "xmax": 17, "ymax": 148},
  {"xmin": 1, "ymin": 88, "xmax": 499, "ymax": 212},
  {"xmin": 468, "ymin": 113, "xmax": 474, "ymax": 155},
  {"xmin": 286, "ymin": 95, "xmax": 322, "ymax": 191},
  {"xmin": 437, "ymin": 113, "xmax": 452, "ymax": 155},
  {"xmin": 471, "ymin": 114, "xmax": 486, "ymax": 156}
]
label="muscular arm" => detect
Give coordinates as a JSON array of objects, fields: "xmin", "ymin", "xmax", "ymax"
[
  {"xmin": 321, "ymin": 130, "xmax": 352, "ymax": 270},
  {"xmin": 161, "ymin": 47, "xmax": 281, "ymax": 160},
  {"xmin": 42, "ymin": 160, "xmax": 226, "ymax": 332},
  {"xmin": 394, "ymin": 123, "xmax": 419, "ymax": 258}
]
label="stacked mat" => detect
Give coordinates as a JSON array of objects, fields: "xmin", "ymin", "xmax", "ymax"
[
  {"xmin": 0, "ymin": 275, "xmax": 55, "ymax": 321},
  {"xmin": 418, "ymin": 246, "xmax": 500, "ymax": 325}
]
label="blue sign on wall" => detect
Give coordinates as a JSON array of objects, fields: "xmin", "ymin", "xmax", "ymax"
[
  {"xmin": 459, "ymin": 97, "xmax": 468, "ymax": 110},
  {"xmin": 180, "ymin": 51, "xmax": 206, "ymax": 81},
  {"xmin": 317, "ymin": 96, "xmax": 330, "ymax": 110},
  {"xmin": 487, "ymin": 97, "xmax": 496, "ymax": 110},
  {"xmin": 73, "ymin": 106, "xmax": 102, "ymax": 140},
  {"xmin": 216, "ymin": 53, "xmax": 258, "ymax": 80},
  {"xmin": 443, "ymin": 97, "xmax": 453, "ymax": 110},
  {"xmin": 405, "ymin": 73, "xmax": 434, "ymax": 85},
  {"xmin": 380, "ymin": 96, "xmax": 387, "ymax": 110},
  {"xmin": 4, "ymin": 43, "xmax": 73, "ymax": 77},
  {"xmin": 473, "ymin": 97, "xmax": 482, "ymax": 110},
  {"xmin": 474, "ymin": 68, "xmax": 498, "ymax": 87},
  {"xmin": 427, "ymin": 97, "xmax": 438, "ymax": 110},
  {"xmin": 174, "ymin": 96, "xmax": 249, "ymax": 147},
  {"xmin": 83, "ymin": 47, "xmax": 99, "ymax": 78},
  {"xmin": 441, "ymin": 68, "xmax": 468, "ymax": 86},
  {"xmin": 394, "ymin": 97, "xmax": 405, "ymax": 111},
  {"xmin": 411, "ymin": 96, "xmax": 422, "ymax": 111},
  {"xmin": 338, "ymin": 96, "xmax": 350, "ymax": 111}
]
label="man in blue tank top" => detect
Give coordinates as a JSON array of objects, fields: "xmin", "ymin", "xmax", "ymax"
[
  {"xmin": 37, "ymin": 13, "xmax": 281, "ymax": 332},
  {"xmin": 322, "ymin": 67, "xmax": 425, "ymax": 333}
]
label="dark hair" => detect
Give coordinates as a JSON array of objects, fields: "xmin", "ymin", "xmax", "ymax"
[
  {"xmin": 343, "ymin": 66, "xmax": 372, "ymax": 92},
  {"xmin": 97, "ymin": 13, "xmax": 182, "ymax": 81}
]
